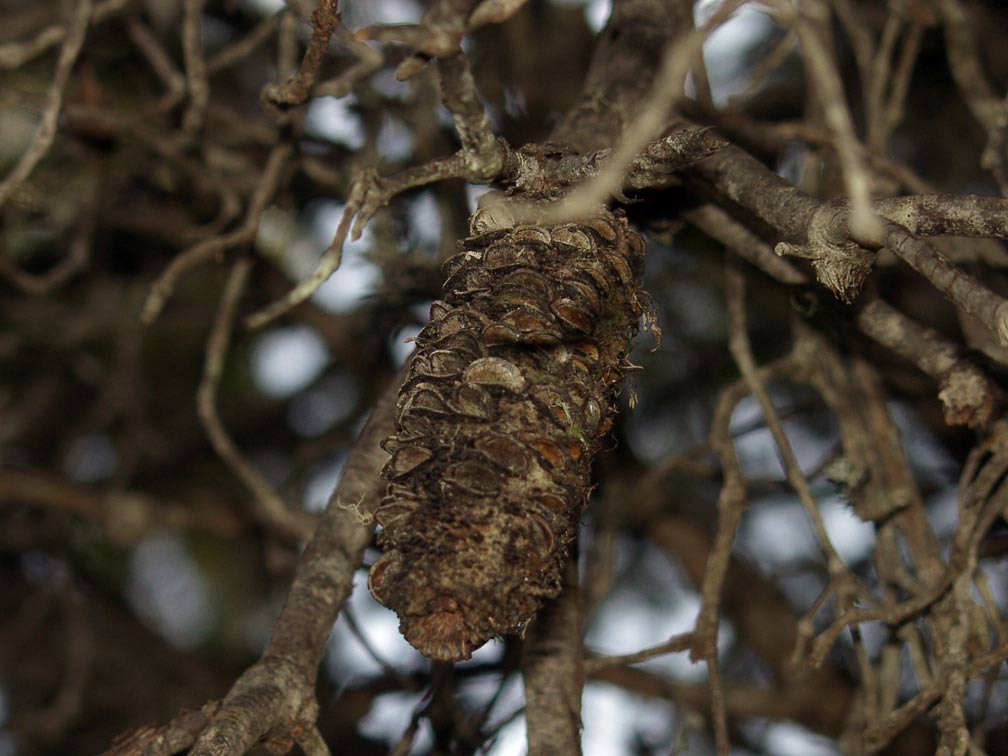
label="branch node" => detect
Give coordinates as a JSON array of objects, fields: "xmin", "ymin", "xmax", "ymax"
[{"xmin": 775, "ymin": 203, "xmax": 875, "ymax": 303}]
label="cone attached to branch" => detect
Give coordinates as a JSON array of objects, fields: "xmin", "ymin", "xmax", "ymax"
[{"xmin": 369, "ymin": 205, "xmax": 647, "ymax": 661}]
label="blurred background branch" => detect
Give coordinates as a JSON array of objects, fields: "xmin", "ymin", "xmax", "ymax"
[{"xmin": 3, "ymin": 0, "xmax": 1008, "ymax": 754}]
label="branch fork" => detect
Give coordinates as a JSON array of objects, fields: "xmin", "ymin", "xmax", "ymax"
[{"xmin": 776, "ymin": 201, "xmax": 877, "ymax": 303}]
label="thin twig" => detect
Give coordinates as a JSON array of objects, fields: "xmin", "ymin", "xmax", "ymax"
[
  {"xmin": 0, "ymin": 189, "xmax": 97, "ymax": 293},
  {"xmin": 725, "ymin": 260, "xmax": 856, "ymax": 586},
  {"xmin": 126, "ymin": 16, "xmax": 185, "ymax": 95},
  {"xmin": 936, "ymin": 0, "xmax": 1001, "ymax": 131},
  {"xmin": 13, "ymin": 587, "xmax": 94, "ymax": 739},
  {"xmin": 207, "ymin": 13, "xmax": 283, "ymax": 74},
  {"xmin": 437, "ymin": 53, "xmax": 503, "ymax": 181},
  {"xmin": 0, "ymin": 467, "xmax": 244, "ymax": 541},
  {"xmin": 984, "ymin": 89, "xmax": 1008, "ymax": 195},
  {"xmin": 725, "ymin": 29, "xmax": 797, "ymax": 111},
  {"xmin": 294, "ymin": 723, "xmax": 332, "ymax": 756},
  {"xmin": 863, "ymin": 642, "xmax": 1008, "ymax": 749},
  {"xmin": 197, "ymin": 257, "xmax": 315, "ymax": 543},
  {"xmin": 244, "ymin": 153, "xmax": 469, "ymax": 329},
  {"xmin": 0, "ymin": 0, "xmax": 94, "ymax": 209},
  {"xmin": 881, "ymin": 22, "xmax": 924, "ymax": 148},
  {"xmin": 778, "ymin": 0, "xmax": 883, "ymax": 240},
  {"xmin": 142, "ymin": 142, "xmax": 293, "ymax": 324},
  {"xmin": 181, "ymin": 0, "xmax": 210, "ymax": 133},
  {"xmin": 313, "ymin": 20, "xmax": 383, "ymax": 98},
  {"xmin": 584, "ymin": 633, "xmax": 694, "ymax": 673},
  {"xmin": 0, "ymin": 0, "xmax": 127, "ymax": 69},
  {"xmin": 879, "ymin": 220, "xmax": 1008, "ymax": 348},
  {"xmin": 706, "ymin": 651, "xmax": 730, "ymax": 756},
  {"xmin": 246, "ymin": 122, "xmax": 721, "ymax": 331},
  {"xmin": 262, "ymin": 0, "xmax": 340, "ymax": 110}
]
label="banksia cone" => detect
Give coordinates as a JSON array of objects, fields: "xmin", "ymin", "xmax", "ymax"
[{"xmin": 369, "ymin": 203, "xmax": 646, "ymax": 661}]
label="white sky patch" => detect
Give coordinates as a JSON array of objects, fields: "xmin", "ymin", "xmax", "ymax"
[
  {"xmin": 836, "ymin": 618, "xmax": 886, "ymax": 658},
  {"xmin": 326, "ymin": 569, "xmax": 420, "ymax": 681},
  {"xmin": 409, "ymin": 191, "xmax": 442, "ymax": 249},
  {"xmin": 460, "ymin": 664, "xmax": 520, "ymax": 712},
  {"xmin": 465, "ymin": 183, "xmax": 491, "ymax": 213},
  {"xmin": 742, "ymin": 497, "xmax": 819, "ymax": 568},
  {"xmin": 126, "ymin": 533, "xmax": 214, "ymax": 650},
  {"xmin": 411, "ymin": 300, "xmax": 435, "ymax": 323},
  {"xmin": 625, "ymin": 400, "xmax": 709, "ymax": 463},
  {"xmin": 378, "ymin": 116, "xmax": 414, "ymax": 162},
  {"xmin": 372, "ymin": 68, "xmax": 411, "ymax": 100},
  {"xmin": 585, "ymin": 0, "xmax": 611, "ymax": 32},
  {"xmin": 390, "ymin": 324, "xmax": 422, "ymax": 366},
  {"xmin": 585, "ymin": 586, "xmax": 714, "ymax": 682},
  {"xmin": 307, "ymin": 201, "xmax": 382, "ymax": 314},
  {"xmin": 481, "ymin": 677, "xmax": 527, "ymax": 755},
  {"xmin": 699, "ymin": 4, "xmax": 779, "ymax": 106},
  {"xmin": 503, "ymin": 86, "xmax": 527, "ymax": 119},
  {"xmin": 730, "ymin": 395, "xmax": 835, "ymax": 480},
  {"xmin": 733, "ymin": 424, "xmax": 784, "ymax": 479},
  {"xmin": 240, "ymin": 0, "xmax": 284, "ymax": 16},
  {"xmin": 343, "ymin": 0, "xmax": 423, "ymax": 26},
  {"xmin": 820, "ymin": 496, "xmax": 876, "ymax": 565},
  {"xmin": 357, "ymin": 691, "xmax": 431, "ymax": 751},
  {"xmin": 777, "ymin": 142, "xmax": 810, "ymax": 185},
  {"xmin": 305, "ymin": 96, "xmax": 365, "ymax": 149},
  {"xmin": 763, "ymin": 722, "xmax": 840, "ymax": 756},
  {"xmin": 582, "ymin": 687, "xmax": 675, "ymax": 755},
  {"xmin": 436, "ymin": 103, "xmax": 455, "ymax": 131},
  {"xmin": 927, "ymin": 484, "xmax": 960, "ymax": 542},
  {"xmin": 251, "ymin": 325, "xmax": 329, "ymax": 399},
  {"xmin": 586, "ymin": 589, "xmax": 689, "ymax": 653},
  {"xmin": 460, "ymin": 636, "xmax": 506, "ymax": 667}
]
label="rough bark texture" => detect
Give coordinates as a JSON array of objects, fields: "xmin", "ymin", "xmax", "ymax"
[
  {"xmin": 370, "ymin": 206, "xmax": 645, "ymax": 660},
  {"xmin": 521, "ymin": 559, "xmax": 584, "ymax": 755}
]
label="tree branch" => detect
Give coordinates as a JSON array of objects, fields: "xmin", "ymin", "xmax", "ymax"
[{"xmin": 521, "ymin": 559, "xmax": 583, "ymax": 756}]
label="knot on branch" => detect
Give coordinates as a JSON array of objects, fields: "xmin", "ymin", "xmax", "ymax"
[
  {"xmin": 775, "ymin": 202, "xmax": 875, "ymax": 304},
  {"xmin": 624, "ymin": 126, "xmax": 726, "ymax": 189},
  {"xmin": 938, "ymin": 363, "xmax": 997, "ymax": 428},
  {"xmin": 260, "ymin": 82, "xmax": 305, "ymax": 112},
  {"xmin": 469, "ymin": 191, "xmax": 518, "ymax": 236},
  {"xmin": 504, "ymin": 142, "xmax": 584, "ymax": 200}
]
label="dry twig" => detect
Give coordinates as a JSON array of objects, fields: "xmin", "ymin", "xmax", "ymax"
[
  {"xmin": 0, "ymin": 0, "xmax": 94, "ymax": 208},
  {"xmin": 197, "ymin": 257, "xmax": 315, "ymax": 543}
]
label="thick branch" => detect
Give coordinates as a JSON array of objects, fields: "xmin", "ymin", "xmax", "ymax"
[
  {"xmin": 521, "ymin": 560, "xmax": 583, "ymax": 756},
  {"xmin": 180, "ymin": 368, "xmax": 401, "ymax": 756}
]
